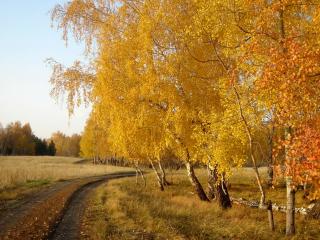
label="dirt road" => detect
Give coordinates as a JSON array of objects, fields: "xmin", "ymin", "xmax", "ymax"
[{"xmin": 0, "ymin": 172, "xmax": 135, "ymax": 240}]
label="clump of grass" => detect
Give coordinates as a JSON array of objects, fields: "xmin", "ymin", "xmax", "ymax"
[{"xmin": 82, "ymin": 171, "xmax": 320, "ymax": 240}]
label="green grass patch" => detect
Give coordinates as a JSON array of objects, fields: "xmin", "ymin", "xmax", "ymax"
[{"xmin": 24, "ymin": 179, "xmax": 51, "ymax": 188}]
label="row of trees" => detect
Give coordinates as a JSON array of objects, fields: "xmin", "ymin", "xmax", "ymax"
[
  {"xmin": 0, "ymin": 121, "xmax": 56, "ymax": 156},
  {"xmin": 49, "ymin": 0, "xmax": 320, "ymax": 236}
]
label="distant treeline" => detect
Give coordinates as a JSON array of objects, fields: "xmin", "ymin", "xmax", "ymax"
[
  {"xmin": 0, "ymin": 121, "xmax": 81, "ymax": 157},
  {"xmin": 0, "ymin": 121, "xmax": 55, "ymax": 156}
]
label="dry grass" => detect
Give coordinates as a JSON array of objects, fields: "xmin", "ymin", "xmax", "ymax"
[
  {"xmin": 0, "ymin": 156, "xmax": 133, "ymax": 200},
  {"xmin": 81, "ymin": 168, "xmax": 319, "ymax": 240},
  {"xmin": 0, "ymin": 156, "xmax": 132, "ymax": 189}
]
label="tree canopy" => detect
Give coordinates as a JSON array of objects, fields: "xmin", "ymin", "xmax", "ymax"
[{"xmin": 50, "ymin": 0, "xmax": 320, "ymax": 201}]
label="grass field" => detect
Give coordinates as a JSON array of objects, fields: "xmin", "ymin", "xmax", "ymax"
[
  {"xmin": 1, "ymin": 157, "xmax": 318, "ymax": 239},
  {"xmin": 0, "ymin": 156, "xmax": 133, "ymax": 201},
  {"xmin": 81, "ymin": 168, "xmax": 319, "ymax": 240}
]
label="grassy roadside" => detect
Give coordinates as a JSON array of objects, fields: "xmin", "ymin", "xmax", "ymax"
[
  {"xmin": 81, "ymin": 169, "xmax": 319, "ymax": 240},
  {"xmin": 0, "ymin": 179, "xmax": 53, "ymax": 206}
]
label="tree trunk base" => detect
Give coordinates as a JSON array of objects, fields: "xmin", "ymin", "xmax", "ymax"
[
  {"xmin": 186, "ymin": 162, "xmax": 209, "ymax": 201},
  {"xmin": 150, "ymin": 160, "xmax": 165, "ymax": 191},
  {"xmin": 216, "ymin": 180, "xmax": 232, "ymax": 209},
  {"xmin": 286, "ymin": 177, "xmax": 295, "ymax": 236},
  {"xmin": 207, "ymin": 165, "xmax": 216, "ymax": 200}
]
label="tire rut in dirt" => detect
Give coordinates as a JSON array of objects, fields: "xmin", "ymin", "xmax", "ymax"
[
  {"xmin": 48, "ymin": 180, "xmax": 103, "ymax": 240},
  {"xmin": 48, "ymin": 173, "xmax": 135, "ymax": 240}
]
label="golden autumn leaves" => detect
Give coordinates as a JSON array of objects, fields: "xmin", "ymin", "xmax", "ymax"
[{"xmin": 49, "ymin": 0, "xmax": 320, "ymax": 200}]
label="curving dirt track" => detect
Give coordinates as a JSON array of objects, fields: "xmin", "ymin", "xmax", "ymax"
[{"xmin": 0, "ymin": 172, "xmax": 135, "ymax": 240}]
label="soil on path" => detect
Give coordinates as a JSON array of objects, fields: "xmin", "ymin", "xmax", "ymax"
[{"xmin": 0, "ymin": 172, "xmax": 135, "ymax": 240}]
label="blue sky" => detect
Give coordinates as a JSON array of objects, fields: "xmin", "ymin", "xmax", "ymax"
[{"xmin": 0, "ymin": 0, "xmax": 91, "ymax": 138}]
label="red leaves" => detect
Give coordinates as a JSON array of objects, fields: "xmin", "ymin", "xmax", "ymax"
[{"xmin": 285, "ymin": 117, "xmax": 320, "ymax": 199}]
